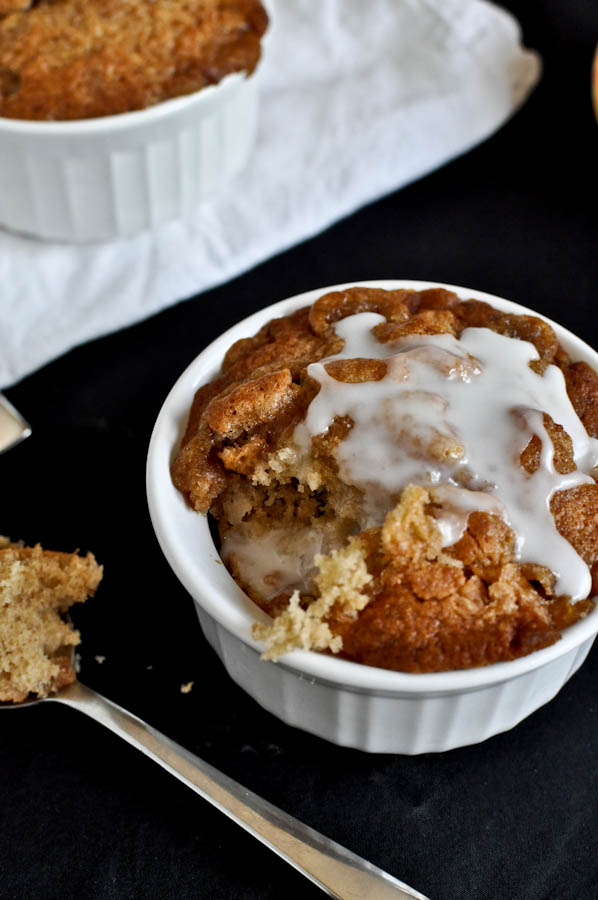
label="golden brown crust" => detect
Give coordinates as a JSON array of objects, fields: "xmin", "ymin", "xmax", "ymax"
[
  {"xmin": 172, "ymin": 286, "xmax": 598, "ymax": 672},
  {"xmin": 308, "ymin": 287, "xmax": 411, "ymax": 335},
  {"xmin": 324, "ymin": 358, "xmax": 387, "ymax": 383},
  {"xmin": 373, "ymin": 309, "xmax": 457, "ymax": 341},
  {"xmin": 0, "ymin": 0, "xmax": 268, "ymax": 121},
  {"xmin": 204, "ymin": 369, "xmax": 297, "ymax": 439},
  {"xmin": 551, "ymin": 484, "xmax": 598, "ymax": 569},
  {"xmin": 172, "ymin": 307, "xmax": 339, "ymax": 512},
  {"xmin": 520, "ymin": 414, "xmax": 576, "ymax": 475},
  {"xmin": 563, "ymin": 361, "xmax": 598, "ymax": 438}
]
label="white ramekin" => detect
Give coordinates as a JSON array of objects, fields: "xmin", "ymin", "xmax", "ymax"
[
  {"xmin": 147, "ymin": 280, "xmax": 598, "ymax": 754},
  {"xmin": 0, "ymin": 24, "xmax": 269, "ymax": 242}
]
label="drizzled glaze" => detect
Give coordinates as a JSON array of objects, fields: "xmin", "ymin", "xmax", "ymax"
[
  {"xmin": 294, "ymin": 313, "xmax": 598, "ymax": 600},
  {"xmin": 222, "ymin": 527, "xmax": 327, "ymax": 601}
]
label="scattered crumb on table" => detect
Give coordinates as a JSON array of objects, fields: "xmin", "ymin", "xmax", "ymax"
[
  {"xmin": 180, "ymin": 681, "xmax": 194, "ymax": 694},
  {"xmin": 94, "ymin": 655, "xmax": 106, "ymax": 664}
]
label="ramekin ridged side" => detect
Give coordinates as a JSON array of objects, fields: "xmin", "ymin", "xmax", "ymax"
[
  {"xmin": 0, "ymin": 64, "xmax": 260, "ymax": 242},
  {"xmin": 197, "ymin": 608, "xmax": 594, "ymax": 754},
  {"xmin": 147, "ymin": 280, "xmax": 598, "ymax": 754}
]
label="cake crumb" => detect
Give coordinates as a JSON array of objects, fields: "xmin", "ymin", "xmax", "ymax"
[
  {"xmin": 94, "ymin": 655, "xmax": 106, "ymax": 665},
  {"xmin": 381, "ymin": 484, "xmax": 441, "ymax": 561},
  {"xmin": 253, "ymin": 535, "xmax": 372, "ymax": 661},
  {"xmin": 180, "ymin": 681, "xmax": 194, "ymax": 694},
  {"xmin": 0, "ymin": 542, "xmax": 102, "ymax": 702}
]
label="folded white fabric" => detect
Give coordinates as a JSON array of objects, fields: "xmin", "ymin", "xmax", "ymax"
[{"xmin": 0, "ymin": 0, "xmax": 540, "ymax": 387}]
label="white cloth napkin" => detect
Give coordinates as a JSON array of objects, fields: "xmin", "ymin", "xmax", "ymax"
[{"xmin": 0, "ymin": 0, "xmax": 540, "ymax": 388}]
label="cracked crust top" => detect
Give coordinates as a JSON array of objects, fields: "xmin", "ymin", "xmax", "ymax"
[{"xmin": 0, "ymin": 0, "xmax": 268, "ymax": 120}]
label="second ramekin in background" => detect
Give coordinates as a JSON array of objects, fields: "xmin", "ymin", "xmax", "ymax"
[
  {"xmin": 147, "ymin": 280, "xmax": 598, "ymax": 754},
  {"xmin": 0, "ymin": 11, "xmax": 270, "ymax": 243}
]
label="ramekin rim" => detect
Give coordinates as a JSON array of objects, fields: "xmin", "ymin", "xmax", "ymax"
[
  {"xmin": 0, "ymin": 70, "xmax": 247, "ymax": 134},
  {"xmin": 146, "ymin": 279, "xmax": 598, "ymax": 695}
]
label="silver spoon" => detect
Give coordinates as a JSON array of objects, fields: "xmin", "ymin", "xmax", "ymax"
[
  {"xmin": 0, "ymin": 393, "xmax": 31, "ymax": 454},
  {"xmin": 4, "ymin": 670, "xmax": 430, "ymax": 900}
]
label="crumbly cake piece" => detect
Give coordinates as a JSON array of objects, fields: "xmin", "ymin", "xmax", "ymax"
[
  {"xmin": 172, "ymin": 286, "xmax": 598, "ymax": 672},
  {"xmin": 0, "ymin": 538, "xmax": 102, "ymax": 702},
  {"xmin": 0, "ymin": 0, "xmax": 268, "ymax": 120},
  {"xmin": 253, "ymin": 533, "xmax": 373, "ymax": 660}
]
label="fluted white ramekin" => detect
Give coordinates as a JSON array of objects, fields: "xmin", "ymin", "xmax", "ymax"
[
  {"xmin": 147, "ymin": 280, "xmax": 598, "ymax": 754},
  {"xmin": 0, "ymin": 21, "xmax": 269, "ymax": 242}
]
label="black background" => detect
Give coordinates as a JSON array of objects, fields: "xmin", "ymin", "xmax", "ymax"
[{"xmin": 2, "ymin": 2, "xmax": 598, "ymax": 898}]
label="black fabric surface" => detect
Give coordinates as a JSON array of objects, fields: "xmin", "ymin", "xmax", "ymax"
[{"xmin": 2, "ymin": 3, "xmax": 598, "ymax": 898}]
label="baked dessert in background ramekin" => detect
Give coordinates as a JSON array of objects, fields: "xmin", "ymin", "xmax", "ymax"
[
  {"xmin": 147, "ymin": 281, "xmax": 598, "ymax": 753},
  {"xmin": 0, "ymin": 0, "xmax": 269, "ymax": 240}
]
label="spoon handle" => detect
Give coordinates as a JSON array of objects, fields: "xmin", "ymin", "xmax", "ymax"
[{"xmin": 53, "ymin": 681, "xmax": 429, "ymax": 900}]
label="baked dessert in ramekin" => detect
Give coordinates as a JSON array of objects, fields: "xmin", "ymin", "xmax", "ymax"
[
  {"xmin": 147, "ymin": 281, "xmax": 598, "ymax": 753},
  {"xmin": 0, "ymin": 0, "xmax": 269, "ymax": 240}
]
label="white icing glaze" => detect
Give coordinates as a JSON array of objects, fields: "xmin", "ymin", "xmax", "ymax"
[
  {"xmin": 293, "ymin": 313, "xmax": 598, "ymax": 600},
  {"xmin": 221, "ymin": 527, "xmax": 327, "ymax": 601}
]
